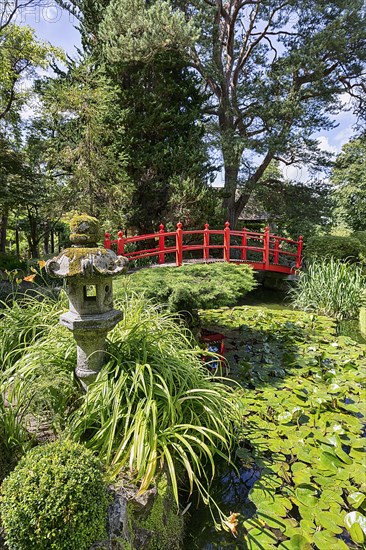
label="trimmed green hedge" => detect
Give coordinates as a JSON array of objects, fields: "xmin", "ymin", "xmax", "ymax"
[
  {"xmin": 353, "ymin": 231, "xmax": 366, "ymax": 249},
  {"xmin": 115, "ymin": 263, "xmax": 257, "ymax": 317},
  {"xmin": 1, "ymin": 439, "xmax": 109, "ymax": 550},
  {"xmin": 305, "ymin": 235, "xmax": 366, "ymax": 263}
]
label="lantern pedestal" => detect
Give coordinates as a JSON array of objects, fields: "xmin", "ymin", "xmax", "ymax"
[{"xmin": 60, "ymin": 309, "xmax": 123, "ymax": 388}]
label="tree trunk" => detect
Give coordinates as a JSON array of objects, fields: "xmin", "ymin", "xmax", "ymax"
[
  {"xmin": 15, "ymin": 228, "xmax": 20, "ymax": 258},
  {"xmin": 0, "ymin": 205, "xmax": 9, "ymax": 254},
  {"xmin": 28, "ymin": 215, "xmax": 39, "ymax": 258},
  {"xmin": 51, "ymin": 230, "xmax": 55, "ymax": 254},
  {"xmin": 44, "ymin": 221, "xmax": 50, "ymax": 255}
]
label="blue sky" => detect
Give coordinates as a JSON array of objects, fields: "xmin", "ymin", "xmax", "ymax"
[{"xmin": 18, "ymin": 3, "xmax": 359, "ymax": 185}]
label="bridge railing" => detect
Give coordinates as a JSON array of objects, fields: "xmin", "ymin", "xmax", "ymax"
[{"xmin": 104, "ymin": 223, "xmax": 303, "ymax": 274}]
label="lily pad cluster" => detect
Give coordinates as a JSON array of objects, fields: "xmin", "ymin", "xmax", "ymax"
[{"xmin": 200, "ymin": 306, "xmax": 366, "ymax": 549}]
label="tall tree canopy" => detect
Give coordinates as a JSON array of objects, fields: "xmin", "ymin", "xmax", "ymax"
[
  {"xmin": 56, "ymin": 0, "xmax": 212, "ymax": 233},
  {"xmin": 98, "ymin": 0, "xmax": 366, "ymax": 227},
  {"xmin": 0, "ymin": 13, "xmax": 61, "ymax": 254},
  {"xmin": 331, "ymin": 134, "xmax": 366, "ymax": 231}
]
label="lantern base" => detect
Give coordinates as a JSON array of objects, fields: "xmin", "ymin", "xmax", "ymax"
[{"xmin": 60, "ymin": 309, "xmax": 123, "ymax": 389}]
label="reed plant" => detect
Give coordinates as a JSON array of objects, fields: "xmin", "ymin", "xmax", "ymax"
[{"xmin": 290, "ymin": 258, "xmax": 366, "ymax": 320}]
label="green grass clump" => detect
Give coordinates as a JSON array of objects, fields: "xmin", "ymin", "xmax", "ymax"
[
  {"xmin": 290, "ymin": 258, "xmax": 365, "ymax": 320},
  {"xmin": 68, "ymin": 294, "xmax": 236, "ymax": 509},
  {"xmin": 0, "ymin": 291, "xmax": 67, "ymax": 371},
  {"xmin": 115, "ymin": 263, "xmax": 257, "ymax": 317},
  {"xmin": 1, "ymin": 439, "xmax": 109, "ymax": 550}
]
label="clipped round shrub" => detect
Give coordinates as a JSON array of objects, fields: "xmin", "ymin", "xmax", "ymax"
[
  {"xmin": 305, "ymin": 235, "xmax": 366, "ymax": 263},
  {"xmin": 1, "ymin": 439, "xmax": 109, "ymax": 550}
]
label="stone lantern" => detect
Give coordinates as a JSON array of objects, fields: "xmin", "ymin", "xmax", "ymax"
[{"xmin": 46, "ymin": 214, "xmax": 128, "ymax": 389}]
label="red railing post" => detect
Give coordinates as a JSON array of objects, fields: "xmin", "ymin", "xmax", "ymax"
[
  {"xmin": 104, "ymin": 231, "xmax": 111, "ymax": 250},
  {"xmin": 117, "ymin": 230, "xmax": 125, "ymax": 255},
  {"xmin": 159, "ymin": 223, "xmax": 165, "ymax": 264},
  {"xmin": 264, "ymin": 226, "xmax": 270, "ymax": 269},
  {"xmin": 203, "ymin": 223, "xmax": 210, "ymax": 261},
  {"xmin": 241, "ymin": 227, "xmax": 247, "ymax": 261},
  {"xmin": 274, "ymin": 237, "xmax": 279, "ymax": 265},
  {"xmin": 176, "ymin": 222, "xmax": 183, "ymax": 266},
  {"xmin": 224, "ymin": 221, "xmax": 230, "ymax": 262},
  {"xmin": 296, "ymin": 235, "xmax": 303, "ymax": 269}
]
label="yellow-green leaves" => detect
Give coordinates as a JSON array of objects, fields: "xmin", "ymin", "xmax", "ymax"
[
  {"xmin": 100, "ymin": 0, "xmax": 199, "ymax": 64},
  {"xmin": 0, "ymin": 24, "xmax": 62, "ymax": 119}
]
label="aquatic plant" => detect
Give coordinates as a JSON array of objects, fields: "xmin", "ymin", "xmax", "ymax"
[
  {"xmin": 290, "ymin": 258, "xmax": 365, "ymax": 320},
  {"xmin": 201, "ymin": 306, "xmax": 366, "ymax": 548}
]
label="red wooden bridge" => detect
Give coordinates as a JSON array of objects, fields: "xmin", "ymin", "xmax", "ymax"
[{"xmin": 104, "ymin": 222, "xmax": 303, "ymax": 275}]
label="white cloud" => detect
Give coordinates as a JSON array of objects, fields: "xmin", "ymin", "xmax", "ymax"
[
  {"xmin": 317, "ymin": 136, "xmax": 338, "ymax": 155},
  {"xmin": 280, "ymin": 163, "xmax": 310, "ymax": 183}
]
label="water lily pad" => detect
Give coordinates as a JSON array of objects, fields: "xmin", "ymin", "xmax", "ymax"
[
  {"xmin": 257, "ymin": 499, "xmax": 288, "ymax": 517},
  {"xmin": 293, "ymin": 470, "xmax": 312, "ymax": 486},
  {"xmin": 314, "ymin": 511, "xmax": 343, "ymax": 534},
  {"xmin": 334, "ymin": 448, "xmax": 353, "ymax": 465},
  {"xmin": 278, "ymin": 534, "xmax": 312, "ymax": 550},
  {"xmin": 278, "ymin": 411, "xmax": 293, "ymax": 423},
  {"xmin": 348, "ymin": 491, "xmax": 365, "ymax": 508},
  {"xmin": 312, "ymin": 530, "xmax": 348, "ymax": 549},
  {"xmin": 256, "ymin": 511, "xmax": 287, "ymax": 530},
  {"xmin": 319, "ymin": 451, "xmax": 343, "ymax": 472},
  {"xmin": 295, "ymin": 486, "xmax": 319, "ymax": 507},
  {"xmin": 344, "ymin": 511, "xmax": 366, "ymax": 543},
  {"xmin": 246, "ymin": 527, "xmax": 278, "ymax": 546},
  {"xmin": 299, "ymin": 519, "xmax": 316, "ymax": 534},
  {"xmin": 297, "ymin": 505, "xmax": 316, "ymax": 521}
]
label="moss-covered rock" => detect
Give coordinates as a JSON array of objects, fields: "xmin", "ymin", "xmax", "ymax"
[{"xmin": 92, "ymin": 473, "xmax": 184, "ymax": 550}]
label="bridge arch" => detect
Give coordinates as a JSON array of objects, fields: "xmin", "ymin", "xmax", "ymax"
[{"xmin": 104, "ymin": 222, "xmax": 303, "ymax": 275}]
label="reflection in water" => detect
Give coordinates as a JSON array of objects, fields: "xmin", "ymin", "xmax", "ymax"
[{"xmin": 183, "ymin": 462, "xmax": 260, "ymax": 549}]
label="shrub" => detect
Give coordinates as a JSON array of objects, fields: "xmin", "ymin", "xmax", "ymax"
[
  {"xmin": 0, "ymin": 291, "xmax": 235, "ymax": 525},
  {"xmin": 1, "ymin": 439, "xmax": 109, "ymax": 550},
  {"xmin": 115, "ymin": 263, "xmax": 257, "ymax": 317},
  {"xmin": 0, "ymin": 254, "xmax": 27, "ymax": 274},
  {"xmin": 289, "ymin": 258, "xmax": 365, "ymax": 320},
  {"xmin": 305, "ymin": 235, "xmax": 366, "ymax": 263}
]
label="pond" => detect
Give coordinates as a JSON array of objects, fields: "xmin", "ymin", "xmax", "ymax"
[
  {"xmin": 241, "ymin": 286, "xmax": 366, "ymax": 344},
  {"xmin": 184, "ymin": 290, "xmax": 366, "ymax": 549}
]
